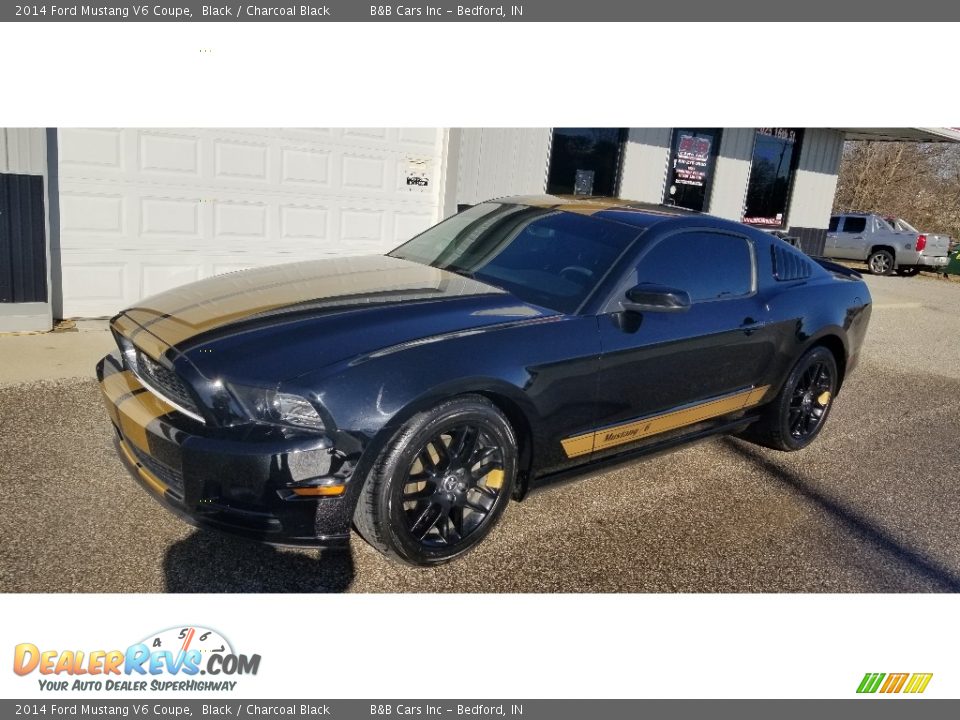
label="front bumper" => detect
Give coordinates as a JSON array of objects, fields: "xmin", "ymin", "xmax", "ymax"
[{"xmin": 96, "ymin": 351, "xmax": 356, "ymax": 547}]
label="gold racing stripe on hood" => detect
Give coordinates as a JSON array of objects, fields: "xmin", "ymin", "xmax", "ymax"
[
  {"xmin": 121, "ymin": 259, "xmax": 460, "ymax": 350},
  {"xmin": 111, "ymin": 313, "xmax": 171, "ymax": 362},
  {"xmin": 562, "ymin": 385, "xmax": 771, "ymax": 458}
]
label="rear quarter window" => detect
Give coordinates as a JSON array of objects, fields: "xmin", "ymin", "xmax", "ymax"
[{"xmin": 841, "ymin": 216, "xmax": 866, "ymax": 233}]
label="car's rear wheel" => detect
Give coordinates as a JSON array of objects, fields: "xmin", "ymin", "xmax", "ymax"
[
  {"xmin": 354, "ymin": 395, "xmax": 517, "ymax": 566},
  {"xmin": 868, "ymin": 249, "xmax": 895, "ymax": 275},
  {"xmin": 739, "ymin": 346, "xmax": 838, "ymax": 452}
]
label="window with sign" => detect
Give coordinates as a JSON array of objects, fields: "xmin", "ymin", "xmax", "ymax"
[
  {"xmin": 743, "ymin": 128, "xmax": 802, "ymax": 228},
  {"xmin": 663, "ymin": 129, "xmax": 721, "ymax": 212},
  {"xmin": 546, "ymin": 128, "xmax": 627, "ymax": 197}
]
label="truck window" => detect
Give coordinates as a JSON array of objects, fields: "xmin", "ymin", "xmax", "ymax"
[
  {"xmin": 828, "ymin": 216, "xmax": 840, "ymax": 232},
  {"xmin": 842, "ymin": 217, "xmax": 866, "ymax": 234}
]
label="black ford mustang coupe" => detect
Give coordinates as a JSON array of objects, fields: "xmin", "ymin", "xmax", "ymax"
[{"xmin": 97, "ymin": 197, "xmax": 872, "ymax": 565}]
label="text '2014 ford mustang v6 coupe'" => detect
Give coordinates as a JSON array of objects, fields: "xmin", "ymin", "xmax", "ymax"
[{"xmin": 96, "ymin": 196, "xmax": 872, "ymax": 565}]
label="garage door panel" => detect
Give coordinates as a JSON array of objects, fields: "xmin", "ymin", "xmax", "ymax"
[
  {"xmin": 138, "ymin": 132, "xmax": 202, "ymax": 177},
  {"xmin": 59, "ymin": 129, "xmax": 124, "ymax": 173},
  {"xmin": 280, "ymin": 147, "xmax": 332, "ymax": 187},
  {"xmin": 341, "ymin": 154, "xmax": 388, "ymax": 191},
  {"xmin": 339, "ymin": 209, "xmax": 384, "ymax": 244},
  {"xmin": 343, "ymin": 128, "xmax": 389, "ymax": 142},
  {"xmin": 215, "ymin": 141, "xmax": 270, "ymax": 182},
  {"xmin": 58, "ymin": 128, "xmax": 444, "ymax": 317},
  {"xmin": 140, "ymin": 196, "xmax": 202, "ymax": 239},
  {"xmin": 60, "ymin": 192, "xmax": 126, "ymax": 236},
  {"xmin": 213, "ymin": 201, "xmax": 269, "ymax": 241},
  {"xmin": 398, "ymin": 128, "xmax": 441, "ymax": 148},
  {"xmin": 62, "ymin": 262, "xmax": 126, "ymax": 303},
  {"xmin": 280, "ymin": 204, "xmax": 329, "ymax": 240}
]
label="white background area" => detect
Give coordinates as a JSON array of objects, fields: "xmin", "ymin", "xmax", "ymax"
[{"xmin": 1, "ymin": 20, "xmax": 958, "ymax": 700}]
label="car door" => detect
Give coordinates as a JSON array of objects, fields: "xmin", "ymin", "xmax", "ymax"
[
  {"xmin": 832, "ymin": 215, "xmax": 868, "ymax": 259},
  {"xmin": 571, "ymin": 229, "xmax": 778, "ymax": 464}
]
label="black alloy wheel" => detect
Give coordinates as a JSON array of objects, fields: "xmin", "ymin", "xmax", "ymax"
[
  {"xmin": 399, "ymin": 424, "xmax": 505, "ymax": 548},
  {"xmin": 787, "ymin": 357, "xmax": 834, "ymax": 442},
  {"xmin": 354, "ymin": 395, "xmax": 517, "ymax": 566},
  {"xmin": 739, "ymin": 345, "xmax": 838, "ymax": 452}
]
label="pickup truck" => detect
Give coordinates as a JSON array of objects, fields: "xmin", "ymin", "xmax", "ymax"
[{"xmin": 824, "ymin": 212, "xmax": 951, "ymax": 276}]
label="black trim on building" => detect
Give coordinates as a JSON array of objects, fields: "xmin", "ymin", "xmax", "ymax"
[
  {"xmin": 0, "ymin": 173, "xmax": 48, "ymax": 304},
  {"xmin": 785, "ymin": 226, "xmax": 827, "ymax": 257}
]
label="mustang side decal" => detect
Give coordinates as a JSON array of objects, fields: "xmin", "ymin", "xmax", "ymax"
[{"xmin": 561, "ymin": 385, "xmax": 771, "ymax": 458}]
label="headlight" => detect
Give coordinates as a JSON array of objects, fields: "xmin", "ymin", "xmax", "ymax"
[{"xmin": 229, "ymin": 385, "xmax": 325, "ymax": 432}]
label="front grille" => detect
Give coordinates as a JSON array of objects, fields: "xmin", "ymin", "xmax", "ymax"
[
  {"xmin": 129, "ymin": 442, "xmax": 185, "ymax": 497},
  {"xmin": 131, "ymin": 348, "xmax": 201, "ymax": 417}
]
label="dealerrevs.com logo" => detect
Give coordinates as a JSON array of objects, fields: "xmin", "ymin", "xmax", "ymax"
[{"xmin": 13, "ymin": 626, "xmax": 261, "ymax": 692}]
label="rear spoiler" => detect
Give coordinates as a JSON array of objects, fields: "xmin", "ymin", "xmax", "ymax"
[{"xmin": 812, "ymin": 257, "xmax": 863, "ymax": 280}]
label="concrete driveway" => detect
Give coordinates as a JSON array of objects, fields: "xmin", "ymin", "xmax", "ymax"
[{"xmin": 2, "ymin": 274, "xmax": 959, "ymax": 593}]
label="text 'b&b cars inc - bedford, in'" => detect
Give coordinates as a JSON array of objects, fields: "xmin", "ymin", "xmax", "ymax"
[{"xmin": 96, "ymin": 196, "xmax": 871, "ymax": 566}]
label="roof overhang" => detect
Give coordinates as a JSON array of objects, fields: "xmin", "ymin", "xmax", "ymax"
[{"xmin": 837, "ymin": 127, "xmax": 960, "ymax": 143}]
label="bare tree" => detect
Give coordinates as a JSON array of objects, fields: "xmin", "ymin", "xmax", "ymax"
[{"xmin": 834, "ymin": 141, "xmax": 960, "ymax": 239}]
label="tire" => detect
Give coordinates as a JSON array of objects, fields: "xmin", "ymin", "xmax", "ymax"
[
  {"xmin": 739, "ymin": 346, "xmax": 839, "ymax": 452},
  {"xmin": 354, "ymin": 394, "xmax": 517, "ymax": 566},
  {"xmin": 896, "ymin": 267, "xmax": 921, "ymax": 277},
  {"xmin": 868, "ymin": 249, "xmax": 895, "ymax": 276}
]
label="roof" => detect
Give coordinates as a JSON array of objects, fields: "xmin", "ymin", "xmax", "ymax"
[
  {"xmin": 838, "ymin": 128, "xmax": 960, "ymax": 143},
  {"xmin": 493, "ymin": 194, "xmax": 698, "ymax": 228}
]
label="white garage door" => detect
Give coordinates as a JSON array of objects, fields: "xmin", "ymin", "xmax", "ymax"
[{"xmin": 56, "ymin": 128, "xmax": 445, "ymax": 317}]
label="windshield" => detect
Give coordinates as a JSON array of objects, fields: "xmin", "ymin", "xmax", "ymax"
[{"xmin": 389, "ymin": 203, "xmax": 640, "ymax": 313}]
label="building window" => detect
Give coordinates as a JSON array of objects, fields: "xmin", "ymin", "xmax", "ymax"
[
  {"xmin": 743, "ymin": 128, "xmax": 802, "ymax": 228},
  {"xmin": 547, "ymin": 128, "xmax": 626, "ymax": 197},
  {"xmin": 663, "ymin": 128, "xmax": 722, "ymax": 212}
]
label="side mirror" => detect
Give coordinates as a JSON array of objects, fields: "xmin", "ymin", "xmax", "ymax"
[{"xmin": 622, "ymin": 283, "xmax": 691, "ymax": 313}]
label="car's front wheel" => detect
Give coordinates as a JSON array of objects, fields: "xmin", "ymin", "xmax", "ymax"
[
  {"xmin": 354, "ymin": 395, "xmax": 517, "ymax": 566},
  {"xmin": 868, "ymin": 249, "xmax": 895, "ymax": 275},
  {"xmin": 739, "ymin": 346, "xmax": 838, "ymax": 452}
]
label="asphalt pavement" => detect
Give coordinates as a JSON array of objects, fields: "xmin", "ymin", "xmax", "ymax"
[{"xmin": 2, "ymin": 273, "xmax": 959, "ymax": 593}]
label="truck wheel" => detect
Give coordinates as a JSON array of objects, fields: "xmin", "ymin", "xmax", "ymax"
[
  {"xmin": 354, "ymin": 395, "xmax": 517, "ymax": 566},
  {"xmin": 868, "ymin": 249, "xmax": 895, "ymax": 275},
  {"xmin": 896, "ymin": 267, "xmax": 920, "ymax": 277},
  {"xmin": 739, "ymin": 346, "xmax": 838, "ymax": 452}
]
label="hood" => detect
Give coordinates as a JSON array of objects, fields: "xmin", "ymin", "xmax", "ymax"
[{"xmin": 111, "ymin": 255, "xmax": 556, "ymax": 384}]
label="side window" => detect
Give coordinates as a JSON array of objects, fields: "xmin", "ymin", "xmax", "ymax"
[
  {"xmin": 841, "ymin": 216, "xmax": 866, "ymax": 234},
  {"xmin": 633, "ymin": 231, "xmax": 754, "ymax": 303},
  {"xmin": 828, "ymin": 216, "xmax": 840, "ymax": 232}
]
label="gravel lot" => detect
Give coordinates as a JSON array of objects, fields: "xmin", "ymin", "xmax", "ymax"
[{"xmin": 2, "ymin": 273, "xmax": 959, "ymax": 593}]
